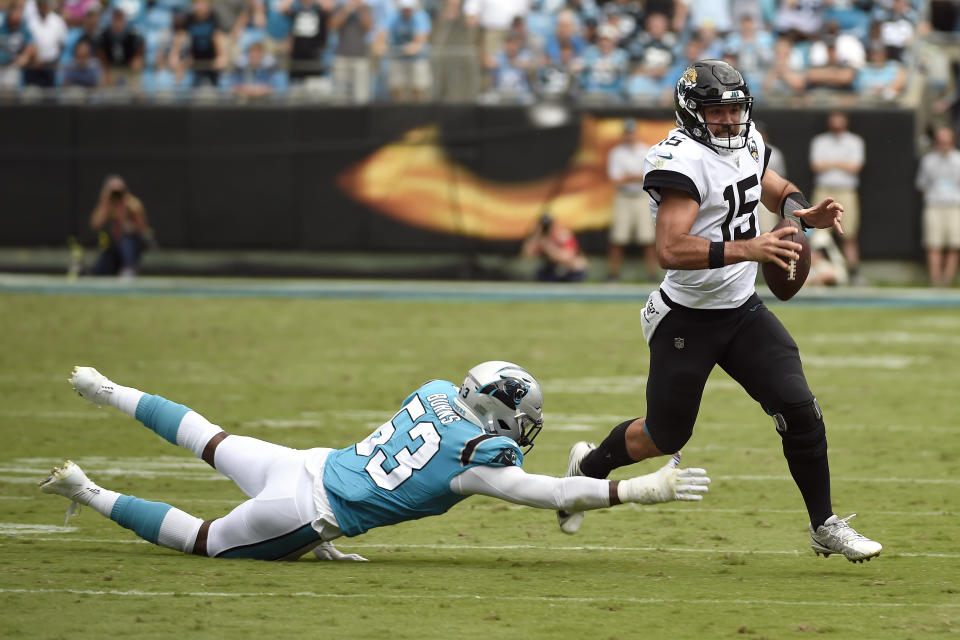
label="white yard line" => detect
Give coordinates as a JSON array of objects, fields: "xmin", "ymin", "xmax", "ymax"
[{"xmin": 0, "ymin": 587, "xmax": 956, "ymax": 608}]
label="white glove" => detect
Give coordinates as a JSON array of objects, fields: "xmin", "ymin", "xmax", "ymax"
[
  {"xmin": 313, "ymin": 540, "xmax": 369, "ymax": 562},
  {"xmin": 617, "ymin": 452, "xmax": 710, "ymax": 505}
]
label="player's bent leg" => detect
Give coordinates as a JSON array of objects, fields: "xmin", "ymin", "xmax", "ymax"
[
  {"xmin": 40, "ymin": 460, "xmax": 203, "ymax": 553},
  {"xmin": 198, "ymin": 450, "xmax": 326, "ymax": 560}
]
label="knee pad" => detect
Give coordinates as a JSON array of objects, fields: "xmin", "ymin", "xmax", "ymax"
[{"xmin": 770, "ymin": 398, "xmax": 827, "ymax": 462}]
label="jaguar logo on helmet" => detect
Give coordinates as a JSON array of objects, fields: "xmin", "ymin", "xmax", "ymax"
[{"xmin": 681, "ymin": 67, "xmax": 697, "ymax": 86}]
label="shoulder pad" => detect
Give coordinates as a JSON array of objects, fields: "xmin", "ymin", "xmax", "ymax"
[{"xmin": 459, "ymin": 433, "xmax": 524, "ymax": 468}]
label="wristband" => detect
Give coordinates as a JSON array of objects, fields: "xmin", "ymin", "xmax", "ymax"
[
  {"xmin": 708, "ymin": 241, "xmax": 725, "ymax": 269},
  {"xmin": 781, "ymin": 192, "xmax": 814, "ymax": 230}
]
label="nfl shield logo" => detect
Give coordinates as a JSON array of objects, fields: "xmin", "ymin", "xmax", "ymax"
[{"xmin": 674, "ymin": 337, "xmax": 685, "ymax": 350}]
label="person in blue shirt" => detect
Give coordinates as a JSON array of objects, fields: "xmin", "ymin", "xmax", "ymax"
[
  {"xmin": 386, "ymin": 0, "xmax": 430, "ymax": 102},
  {"xmin": 0, "ymin": 2, "xmax": 35, "ymax": 92},
  {"xmin": 40, "ymin": 362, "xmax": 710, "ymax": 561},
  {"xmin": 578, "ymin": 23, "xmax": 628, "ymax": 101}
]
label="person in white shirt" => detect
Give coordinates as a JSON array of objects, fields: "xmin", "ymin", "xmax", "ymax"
[
  {"xmin": 915, "ymin": 126, "xmax": 960, "ymax": 286},
  {"xmin": 606, "ymin": 118, "xmax": 657, "ymax": 280},
  {"xmin": 809, "ymin": 111, "xmax": 865, "ymax": 283},
  {"xmin": 23, "ymin": 0, "xmax": 67, "ymax": 87}
]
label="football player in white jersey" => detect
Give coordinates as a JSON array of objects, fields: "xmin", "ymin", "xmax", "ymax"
[
  {"xmin": 558, "ymin": 60, "xmax": 882, "ymax": 563},
  {"xmin": 39, "ymin": 362, "xmax": 710, "ymax": 561}
]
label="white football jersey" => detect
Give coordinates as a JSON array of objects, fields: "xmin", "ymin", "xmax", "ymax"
[{"xmin": 642, "ymin": 126, "xmax": 771, "ymax": 309}]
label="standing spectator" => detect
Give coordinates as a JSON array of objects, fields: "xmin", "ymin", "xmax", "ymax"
[
  {"xmin": 542, "ymin": 8, "xmax": 584, "ymax": 66},
  {"xmin": 431, "ymin": 0, "xmax": 479, "ymax": 102},
  {"xmin": 231, "ymin": 0, "xmax": 268, "ymax": 58},
  {"xmin": 63, "ymin": 5, "xmax": 102, "ymax": 64},
  {"xmin": 0, "ymin": 3, "xmax": 34, "ymax": 93},
  {"xmin": 533, "ymin": 38, "xmax": 578, "ymax": 101},
  {"xmin": 23, "ymin": 0, "xmax": 67, "ymax": 88},
  {"xmin": 485, "ymin": 30, "xmax": 533, "ymax": 102},
  {"xmin": 63, "ymin": 37, "xmax": 101, "ymax": 87},
  {"xmin": 915, "ymin": 126, "xmax": 960, "ymax": 287},
  {"xmin": 606, "ymin": 118, "xmax": 656, "ymax": 281},
  {"xmin": 329, "ymin": 0, "xmax": 372, "ymax": 103},
  {"xmin": 521, "ymin": 213, "xmax": 588, "ymax": 282},
  {"xmin": 808, "ymin": 20, "xmax": 865, "ymax": 70},
  {"xmin": 463, "ymin": 0, "xmax": 528, "ymax": 88},
  {"xmin": 387, "ymin": 0, "xmax": 431, "ymax": 102},
  {"xmin": 89, "ymin": 175, "xmax": 152, "ymax": 278},
  {"xmin": 578, "ymin": 23, "xmax": 627, "ymax": 102},
  {"xmin": 855, "ymin": 43, "xmax": 906, "ymax": 102},
  {"xmin": 98, "ymin": 8, "xmax": 145, "ymax": 90},
  {"xmin": 600, "ymin": 0, "xmax": 642, "ymax": 45},
  {"xmin": 62, "ymin": 0, "xmax": 100, "ymax": 27},
  {"xmin": 282, "ymin": 0, "xmax": 331, "ymax": 83},
  {"xmin": 809, "ymin": 111, "xmax": 865, "ymax": 283},
  {"xmin": 872, "ymin": 0, "xmax": 916, "ymax": 62},
  {"xmin": 169, "ymin": 0, "xmax": 228, "ymax": 88},
  {"xmin": 625, "ymin": 11, "xmax": 675, "ymax": 100}
]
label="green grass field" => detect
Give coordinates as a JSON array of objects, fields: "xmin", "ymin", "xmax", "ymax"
[{"xmin": 1, "ymin": 285, "xmax": 958, "ymax": 639}]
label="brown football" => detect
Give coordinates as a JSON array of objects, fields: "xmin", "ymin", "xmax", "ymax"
[{"xmin": 761, "ymin": 218, "xmax": 811, "ymax": 301}]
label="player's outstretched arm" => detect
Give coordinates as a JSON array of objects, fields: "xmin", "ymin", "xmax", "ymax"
[
  {"xmin": 761, "ymin": 167, "xmax": 844, "ymax": 235},
  {"xmin": 450, "ymin": 455, "xmax": 710, "ymax": 511}
]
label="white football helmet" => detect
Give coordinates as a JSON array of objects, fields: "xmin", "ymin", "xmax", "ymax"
[{"xmin": 459, "ymin": 361, "xmax": 543, "ymax": 453}]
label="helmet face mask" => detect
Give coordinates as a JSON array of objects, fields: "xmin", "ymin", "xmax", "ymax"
[
  {"xmin": 459, "ymin": 361, "xmax": 544, "ymax": 454},
  {"xmin": 675, "ymin": 60, "xmax": 754, "ymax": 152}
]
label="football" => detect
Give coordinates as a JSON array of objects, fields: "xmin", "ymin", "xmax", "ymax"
[{"xmin": 761, "ymin": 218, "xmax": 811, "ymax": 301}]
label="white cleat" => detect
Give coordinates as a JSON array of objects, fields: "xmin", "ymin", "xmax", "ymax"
[
  {"xmin": 39, "ymin": 460, "xmax": 100, "ymax": 526},
  {"xmin": 557, "ymin": 441, "xmax": 595, "ymax": 535},
  {"xmin": 69, "ymin": 366, "xmax": 114, "ymax": 406},
  {"xmin": 811, "ymin": 514, "xmax": 882, "ymax": 563}
]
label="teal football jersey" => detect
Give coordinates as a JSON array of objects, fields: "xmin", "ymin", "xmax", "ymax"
[{"xmin": 322, "ymin": 380, "xmax": 525, "ymax": 537}]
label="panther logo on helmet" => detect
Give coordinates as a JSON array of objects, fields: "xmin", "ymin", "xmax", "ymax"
[{"xmin": 479, "ymin": 377, "xmax": 529, "ymax": 410}]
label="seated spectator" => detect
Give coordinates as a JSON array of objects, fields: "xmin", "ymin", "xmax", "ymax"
[
  {"xmin": 521, "ymin": 213, "xmax": 588, "ymax": 282},
  {"xmin": 0, "ymin": 3, "xmax": 35, "ymax": 92},
  {"xmin": 696, "ymin": 24, "xmax": 725, "ymax": 59},
  {"xmin": 600, "ymin": 0, "xmax": 642, "ymax": 45},
  {"xmin": 872, "ymin": 0, "xmax": 916, "ymax": 62},
  {"xmin": 169, "ymin": 0, "xmax": 227, "ymax": 88},
  {"xmin": 486, "ymin": 31, "xmax": 533, "ymax": 102},
  {"xmin": 774, "ymin": 0, "xmax": 824, "ymax": 41},
  {"xmin": 282, "ymin": 0, "xmax": 331, "ymax": 83},
  {"xmin": 533, "ymin": 38, "xmax": 579, "ymax": 101},
  {"xmin": 542, "ymin": 8, "xmax": 585, "ymax": 66},
  {"xmin": 763, "ymin": 36, "xmax": 807, "ymax": 97},
  {"xmin": 805, "ymin": 36, "xmax": 856, "ymax": 92},
  {"xmin": 855, "ymin": 43, "xmax": 906, "ymax": 101},
  {"xmin": 63, "ymin": 37, "xmax": 101, "ymax": 87},
  {"xmin": 808, "ymin": 19, "xmax": 865, "ymax": 70},
  {"xmin": 578, "ymin": 23, "xmax": 627, "ymax": 102},
  {"xmin": 661, "ymin": 35, "xmax": 706, "ymax": 97},
  {"xmin": 627, "ymin": 11, "xmax": 676, "ymax": 87},
  {"xmin": 687, "ymin": 0, "xmax": 734, "ymax": 36},
  {"xmin": 229, "ymin": 39, "xmax": 280, "ymax": 98},
  {"xmin": 89, "ymin": 175, "xmax": 152, "ymax": 278},
  {"xmin": 62, "ymin": 5, "xmax": 102, "ymax": 65},
  {"xmin": 724, "ymin": 13, "xmax": 774, "ymax": 88},
  {"xmin": 62, "ymin": 0, "xmax": 100, "ymax": 27},
  {"xmin": 231, "ymin": 0, "xmax": 267, "ymax": 58},
  {"xmin": 24, "ymin": 0, "xmax": 67, "ymax": 88},
  {"xmin": 387, "ymin": 0, "xmax": 431, "ymax": 102},
  {"xmin": 98, "ymin": 9, "xmax": 145, "ymax": 90},
  {"xmin": 524, "ymin": 0, "xmax": 554, "ymax": 54}
]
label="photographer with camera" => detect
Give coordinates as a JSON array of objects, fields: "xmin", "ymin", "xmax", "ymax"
[
  {"xmin": 521, "ymin": 213, "xmax": 588, "ymax": 282},
  {"xmin": 89, "ymin": 175, "xmax": 152, "ymax": 278}
]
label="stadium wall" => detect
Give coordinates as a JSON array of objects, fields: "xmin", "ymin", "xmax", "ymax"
[{"xmin": 0, "ymin": 105, "xmax": 920, "ymax": 259}]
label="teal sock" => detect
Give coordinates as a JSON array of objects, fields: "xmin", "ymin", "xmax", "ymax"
[
  {"xmin": 134, "ymin": 394, "xmax": 191, "ymax": 445},
  {"xmin": 110, "ymin": 495, "xmax": 173, "ymax": 544}
]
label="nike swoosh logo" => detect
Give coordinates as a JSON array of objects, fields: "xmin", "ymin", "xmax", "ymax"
[{"xmin": 657, "ymin": 153, "xmax": 673, "ymax": 159}]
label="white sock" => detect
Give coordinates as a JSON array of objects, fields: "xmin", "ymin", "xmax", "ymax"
[
  {"xmin": 104, "ymin": 383, "xmax": 144, "ymax": 417},
  {"xmin": 84, "ymin": 484, "xmax": 122, "ymax": 518},
  {"xmin": 157, "ymin": 507, "xmax": 203, "ymax": 554},
  {"xmin": 175, "ymin": 411, "xmax": 224, "ymax": 459}
]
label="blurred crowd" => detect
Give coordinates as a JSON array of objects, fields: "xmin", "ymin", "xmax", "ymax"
[{"xmin": 0, "ymin": 0, "xmax": 950, "ymax": 104}]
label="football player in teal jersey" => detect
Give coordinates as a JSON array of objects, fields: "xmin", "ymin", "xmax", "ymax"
[{"xmin": 40, "ymin": 362, "xmax": 710, "ymax": 561}]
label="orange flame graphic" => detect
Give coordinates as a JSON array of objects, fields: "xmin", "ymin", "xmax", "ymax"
[{"xmin": 337, "ymin": 116, "xmax": 675, "ymax": 240}]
